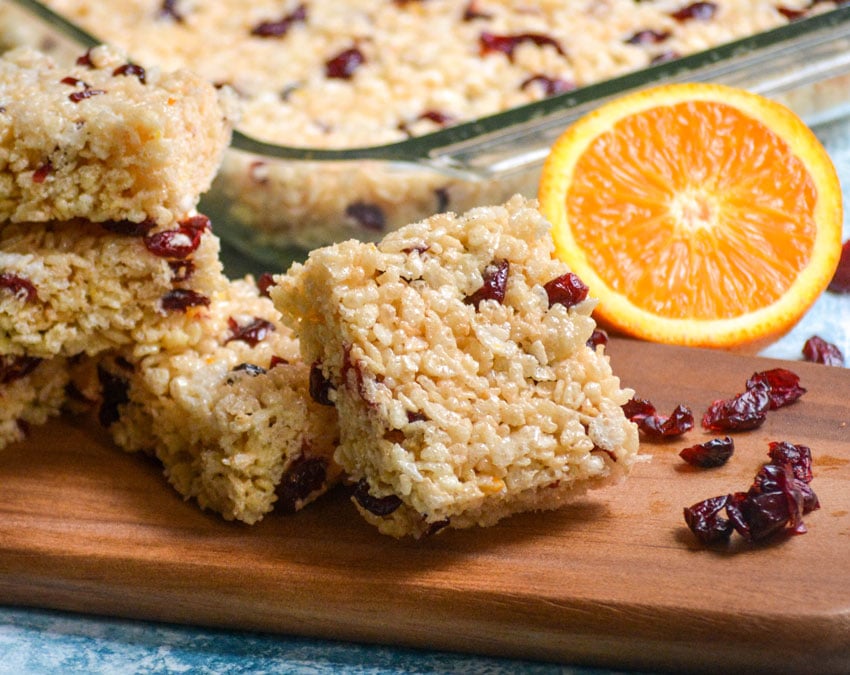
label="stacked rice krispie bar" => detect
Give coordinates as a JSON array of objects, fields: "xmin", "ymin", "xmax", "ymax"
[
  {"xmin": 273, "ymin": 195, "xmax": 640, "ymax": 538},
  {"xmin": 28, "ymin": 1, "xmax": 847, "ymax": 249},
  {"xmin": 0, "ymin": 44, "xmax": 340, "ymax": 523}
]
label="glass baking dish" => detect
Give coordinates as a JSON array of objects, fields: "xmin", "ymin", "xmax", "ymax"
[{"xmin": 6, "ymin": 0, "xmax": 850, "ymax": 269}]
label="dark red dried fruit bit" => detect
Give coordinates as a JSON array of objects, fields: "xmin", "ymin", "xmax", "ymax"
[
  {"xmin": 168, "ymin": 259, "xmax": 196, "ymax": 282},
  {"xmin": 226, "ymin": 316, "xmax": 275, "ymax": 347},
  {"xmin": 671, "ymin": 2, "xmax": 717, "ymax": 22},
  {"xmin": 520, "ymin": 74, "xmax": 575, "ymax": 96},
  {"xmin": 650, "ymin": 50, "xmax": 680, "ymax": 65},
  {"xmin": 113, "ymin": 63, "xmax": 146, "ymax": 84},
  {"xmin": 269, "ymin": 355, "xmax": 290, "ymax": 368},
  {"xmin": 745, "ymin": 368, "xmax": 806, "ymax": 409},
  {"xmin": 257, "ymin": 273, "xmax": 276, "ymax": 298},
  {"xmin": 158, "ymin": 0, "xmax": 184, "ymax": 22},
  {"xmin": 160, "ymin": 288, "xmax": 210, "ymax": 312},
  {"xmin": 144, "ymin": 217, "xmax": 209, "ymax": 259},
  {"xmin": 636, "ymin": 404, "xmax": 694, "ymax": 438},
  {"xmin": 586, "ymin": 329, "xmax": 609, "ymax": 349},
  {"xmin": 777, "ymin": 7, "xmax": 807, "ymax": 20},
  {"xmin": 802, "ymin": 335, "xmax": 844, "ymax": 367},
  {"xmin": 277, "ymin": 455, "xmax": 328, "ymax": 513},
  {"xmin": 345, "ymin": 202, "xmax": 385, "ymax": 232},
  {"xmin": 418, "ymin": 110, "xmax": 454, "ymax": 126},
  {"xmin": 60, "ymin": 76, "xmax": 86, "ymax": 87},
  {"xmin": 768, "ymin": 440, "xmax": 813, "ymax": 484},
  {"xmin": 0, "ymin": 355, "xmax": 42, "ymax": 384},
  {"xmin": 353, "ymin": 479, "xmax": 402, "ymax": 516},
  {"xmin": 626, "ymin": 29, "xmax": 671, "ymax": 45},
  {"xmin": 99, "ymin": 218, "xmax": 156, "ymax": 237},
  {"xmin": 424, "ymin": 518, "xmax": 451, "ymax": 536},
  {"xmin": 479, "ymin": 31, "xmax": 565, "ymax": 61},
  {"xmin": 309, "ymin": 362, "xmax": 335, "ymax": 406},
  {"xmin": 69, "ymin": 88, "xmax": 106, "ymax": 103},
  {"xmin": 96, "ymin": 364, "xmax": 129, "ymax": 427},
  {"xmin": 231, "ymin": 363, "xmax": 267, "ymax": 377},
  {"xmin": 462, "ymin": 1, "xmax": 492, "ymax": 21},
  {"xmin": 827, "ymin": 240, "xmax": 850, "ymax": 293},
  {"xmin": 251, "ymin": 4, "xmax": 307, "ymax": 37},
  {"xmin": 0, "ymin": 273, "xmax": 38, "ymax": 303},
  {"xmin": 32, "ymin": 162, "xmax": 51, "ymax": 184},
  {"xmin": 702, "ymin": 384, "xmax": 770, "ymax": 432},
  {"xmin": 407, "ymin": 410, "xmax": 428, "ymax": 423},
  {"xmin": 325, "ymin": 47, "xmax": 366, "ymax": 79},
  {"xmin": 75, "ymin": 50, "xmax": 94, "ymax": 67},
  {"xmin": 680, "ymin": 436, "xmax": 734, "ymax": 468},
  {"xmin": 622, "ymin": 396, "xmax": 656, "ymax": 422},
  {"xmin": 683, "ymin": 495, "xmax": 733, "ymax": 544},
  {"xmin": 465, "ymin": 259, "xmax": 509, "ymax": 309},
  {"xmin": 544, "ymin": 272, "xmax": 588, "ymax": 309}
]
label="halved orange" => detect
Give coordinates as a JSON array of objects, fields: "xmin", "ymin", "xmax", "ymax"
[{"xmin": 538, "ymin": 82, "xmax": 843, "ymax": 351}]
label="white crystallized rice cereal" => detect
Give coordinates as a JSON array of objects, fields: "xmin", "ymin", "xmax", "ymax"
[
  {"xmin": 272, "ymin": 195, "xmax": 640, "ymax": 538},
  {"xmin": 0, "ymin": 356, "xmax": 68, "ymax": 449},
  {"xmin": 0, "ymin": 44, "xmax": 238, "ymax": 228},
  {"xmin": 33, "ymin": 0, "xmax": 842, "ymax": 248},
  {"xmin": 0, "ymin": 216, "xmax": 228, "ymax": 359},
  {"xmin": 92, "ymin": 278, "xmax": 341, "ymax": 524}
]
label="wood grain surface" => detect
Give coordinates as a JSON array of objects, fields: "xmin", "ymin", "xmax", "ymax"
[{"xmin": 1, "ymin": 339, "xmax": 848, "ymax": 673}]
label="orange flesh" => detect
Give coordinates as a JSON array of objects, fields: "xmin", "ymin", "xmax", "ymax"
[{"xmin": 566, "ymin": 100, "xmax": 818, "ymax": 320}]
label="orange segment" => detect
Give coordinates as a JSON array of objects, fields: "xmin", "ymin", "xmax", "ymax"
[{"xmin": 538, "ymin": 83, "xmax": 843, "ymax": 350}]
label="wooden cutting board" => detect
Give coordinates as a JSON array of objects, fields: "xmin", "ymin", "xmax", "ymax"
[{"xmin": 1, "ymin": 339, "xmax": 848, "ymax": 673}]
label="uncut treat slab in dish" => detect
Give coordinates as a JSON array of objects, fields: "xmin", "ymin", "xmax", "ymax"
[
  {"xmin": 89, "ymin": 278, "xmax": 341, "ymax": 524},
  {"xmin": 272, "ymin": 195, "xmax": 640, "ymax": 538},
  {"xmin": 0, "ymin": 44, "xmax": 237, "ymax": 229},
  {"xmin": 20, "ymin": 0, "xmax": 849, "ymax": 252}
]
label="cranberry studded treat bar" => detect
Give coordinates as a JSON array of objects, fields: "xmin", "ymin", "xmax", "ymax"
[{"xmin": 273, "ymin": 195, "xmax": 640, "ymax": 538}]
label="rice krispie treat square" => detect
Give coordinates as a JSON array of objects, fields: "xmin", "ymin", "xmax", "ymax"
[
  {"xmin": 0, "ymin": 44, "xmax": 238, "ymax": 229},
  {"xmin": 91, "ymin": 278, "xmax": 340, "ymax": 524},
  {"xmin": 0, "ymin": 354, "xmax": 68, "ymax": 449},
  {"xmin": 273, "ymin": 195, "xmax": 640, "ymax": 538},
  {"xmin": 0, "ymin": 214, "xmax": 228, "ymax": 359}
]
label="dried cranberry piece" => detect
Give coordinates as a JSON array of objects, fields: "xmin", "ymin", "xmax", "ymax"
[
  {"xmin": 544, "ymin": 272, "xmax": 588, "ymax": 309},
  {"xmin": 407, "ymin": 410, "xmax": 428, "ymax": 423},
  {"xmin": 702, "ymin": 383, "xmax": 770, "ymax": 431},
  {"xmin": 636, "ymin": 404, "xmax": 694, "ymax": 438},
  {"xmin": 418, "ymin": 110, "xmax": 454, "ymax": 126},
  {"xmin": 802, "ymin": 335, "xmax": 844, "ymax": 367},
  {"xmin": 257, "ymin": 272, "xmax": 276, "ymax": 298},
  {"xmin": 586, "ymin": 329, "xmax": 609, "ymax": 350},
  {"xmin": 745, "ymin": 368, "xmax": 806, "ymax": 409},
  {"xmin": 622, "ymin": 396, "xmax": 656, "ymax": 422},
  {"xmin": 680, "ymin": 436, "xmax": 734, "ymax": 468},
  {"xmin": 113, "ymin": 63, "xmax": 146, "ymax": 84},
  {"xmin": 465, "ymin": 259, "xmax": 509, "ymax": 309},
  {"xmin": 767, "ymin": 440, "xmax": 813, "ymax": 484},
  {"xmin": 32, "ymin": 162, "xmax": 51, "ymax": 184},
  {"xmin": 424, "ymin": 518, "xmax": 451, "ymax": 536},
  {"xmin": 827, "ymin": 240, "xmax": 850, "ymax": 293},
  {"xmin": 626, "ymin": 29, "xmax": 670, "ymax": 45},
  {"xmin": 226, "ymin": 316, "xmax": 275, "ymax": 347},
  {"xmin": 777, "ymin": 7, "xmax": 808, "ymax": 21},
  {"xmin": 160, "ymin": 289, "xmax": 210, "ymax": 312},
  {"xmin": 479, "ymin": 31, "xmax": 565, "ymax": 61},
  {"xmin": 683, "ymin": 495, "xmax": 733, "ymax": 544},
  {"xmin": 345, "ymin": 202, "xmax": 385, "ymax": 232},
  {"xmin": 144, "ymin": 217, "xmax": 208, "ymax": 259},
  {"xmin": 251, "ymin": 4, "xmax": 307, "ymax": 37},
  {"xmin": 60, "ymin": 76, "xmax": 86, "ymax": 87},
  {"xmin": 353, "ymin": 479, "xmax": 402, "ymax": 516},
  {"xmin": 75, "ymin": 50, "xmax": 94, "ymax": 67},
  {"xmin": 0, "ymin": 273, "xmax": 38, "ymax": 302},
  {"xmin": 309, "ymin": 362, "xmax": 335, "ymax": 406},
  {"xmin": 650, "ymin": 50, "xmax": 680, "ymax": 65},
  {"xmin": 670, "ymin": 2, "xmax": 717, "ymax": 22},
  {"xmin": 158, "ymin": 0, "xmax": 184, "ymax": 22},
  {"xmin": 269, "ymin": 355, "xmax": 289, "ymax": 368},
  {"xmin": 520, "ymin": 74, "xmax": 575, "ymax": 96},
  {"xmin": 69, "ymin": 88, "xmax": 106, "ymax": 103},
  {"xmin": 325, "ymin": 47, "xmax": 365, "ymax": 79},
  {"xmin": 168, "ymin": 259, "xmax": 196, "ymax": 282},
  {"xmin": 97, "ymin": 364, "xmax": 129, "ymax": 427},
  {"xmin": 277, "ymin": 455, "xmax": 328, "ymax": 513},
  {"xmin": 0, "ymin": 355, "xmax": 41, "ymax": 384},
  {"xmin": 462, "ymin": 1, "xmax": 492, "ymax": 21},
  {"xmin": 99, "ymin": 218, "xmax": 156, "ymax": 237}
]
